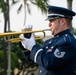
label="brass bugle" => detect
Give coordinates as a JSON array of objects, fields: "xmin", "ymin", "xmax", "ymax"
[{"xmin": 0, "ymin": 29, "xmax": 51, "ymax": 43}]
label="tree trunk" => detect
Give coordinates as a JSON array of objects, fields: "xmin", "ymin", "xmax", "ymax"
[
  {"xmin": 67, "ymin": 0, "xmax": 73, "ymax": 31},
  {"xmin": 2, "ymin": 10, "xmax": 8, "ymax": 75},
  {"xmin": 3, "ymin": 0, "xmax": 11, "ymax": 75},
  {"xmin": 2, "ymin": 39, "xmax": 7, "ymax": 75}
]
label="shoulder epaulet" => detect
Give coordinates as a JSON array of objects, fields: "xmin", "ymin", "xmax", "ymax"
[{"xmin": 63, "ymin": 34, "xmax": 71, "ymax": 43}]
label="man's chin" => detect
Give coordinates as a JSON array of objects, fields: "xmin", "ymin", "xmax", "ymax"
[
  {"xmin": 52, "ymin": 32, "xmax": 56, "ymax": 36},
  {"xmin": 51, "ymin": 32, "xmax": 54, "ymax": 36}
]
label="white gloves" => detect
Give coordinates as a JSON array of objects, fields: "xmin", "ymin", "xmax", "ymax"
[{"xmin": 19, "ymin": 25, "xmax": 36, "ymax": 51}]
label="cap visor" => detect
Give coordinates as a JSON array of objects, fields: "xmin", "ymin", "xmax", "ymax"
[{"xmin": 45, "ymin": 17, "xmax": 58, "ymax": 21}]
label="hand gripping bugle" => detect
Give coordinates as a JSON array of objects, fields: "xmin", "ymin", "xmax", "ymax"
[{"xmin": 0, "ymin": 29, "xmax": 51, "ymax": 43}]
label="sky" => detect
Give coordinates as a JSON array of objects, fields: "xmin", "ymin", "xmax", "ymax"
[{"xmin": 0, "ymin": 0, "xmax": 76, "ymax": 35}]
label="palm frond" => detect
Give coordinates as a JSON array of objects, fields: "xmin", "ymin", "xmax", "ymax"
[
  {"xmin": 11, "ymin": 0, "xmax": 19, "ymax": 4},
  {"xmin": 26, "ymin": 3, "xmax": 31, "ymax": 14},
  {"xmin": 30, "ymin": 0, "xmax": 49, "ymax": 14},
  {"xmin": 17, "ymin": 4, "xmax": 22, "ymax": 14},
  {"xmin": 0, "ymin": 0, "xmax": 6, "ymax": 12}
]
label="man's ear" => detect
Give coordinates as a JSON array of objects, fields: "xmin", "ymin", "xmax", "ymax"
[{"xmin": 60, "ymin": 18, "xmax": 66, "ymax": 26}]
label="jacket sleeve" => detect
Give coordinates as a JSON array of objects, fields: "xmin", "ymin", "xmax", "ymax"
[{"xmin": 29, "ymin": 37, "xmax": 76, "ymax": 70}]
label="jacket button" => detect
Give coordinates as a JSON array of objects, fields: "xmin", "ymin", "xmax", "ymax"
[
  {"xmin": 46, "ymin": 46, "xmax": 48, "ymax": 49},
  {"xmin": 49, "ymin": 41, "xmax": 51, "ymax": 44},
  {"xmin": 40, "ymin": 70, "xmax": 42, "ymax": 73}
]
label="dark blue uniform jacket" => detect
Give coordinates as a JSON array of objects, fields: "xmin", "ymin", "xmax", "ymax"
[{"xmin": 29, "ymin": 29, "xmax": 76, "ymax": 75}]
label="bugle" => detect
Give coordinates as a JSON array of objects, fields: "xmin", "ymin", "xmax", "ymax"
[{"xmin": 0, "ymin": 29, "xmax": 50, "ymax": 43}]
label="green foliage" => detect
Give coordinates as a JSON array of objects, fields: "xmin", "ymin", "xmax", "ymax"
[
  {"xmin": 0, "ymin": 38, "xmax": 3, "ymax": 50},
  {"xmin": 0, "ymin": 0, "xmax": 6, "ymax": 12},
  {"xmin": 30, "ymin": 0, "xmax": 49, "ymax": 14},
  {"xmin": 36, "ymin": 39, "xmax": 44, "ymax": 46},
  {"xmin": 18, "ymin": 0, "xmax": 49, "ymax": 14},
  {"xmin": 11, "ymin": 52, "xmax": 19, "ymax": 70},
  {"xmin": 0, "ymin": 34, "xmax": 44, "ymax": 74},
  {"xmin": 0, "ymin": 51, "xmax": 4, "ymax": 68},
  {"xmin": 0, "ymin": 50, "xmax": 18, "ymax": 69},
  {"xmin": 72, "ymin": 27, "xmax": 76, "ymax": 35}
]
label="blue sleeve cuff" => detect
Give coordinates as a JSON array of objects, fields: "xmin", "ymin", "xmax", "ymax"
[{"xmin": 30, "ymin": 44, "xmax": 40, "ymax": 61}]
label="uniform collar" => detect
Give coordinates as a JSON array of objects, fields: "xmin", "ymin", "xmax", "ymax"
[{"xmin": 55, "ymin": 29, "xmax": 71, "ymax": 37}]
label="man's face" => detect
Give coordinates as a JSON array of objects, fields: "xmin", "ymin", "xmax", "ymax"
[{"xmin": 48, "ymin": 18, "xmax": 62, "ymax": 36}]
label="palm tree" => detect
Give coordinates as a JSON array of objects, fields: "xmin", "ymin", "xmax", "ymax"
[
  {"xmin": 0, "ymin": 0, "xmax": 49, "ymax": 74},
  {"xmin": 23, "ymin": 0, "xmax": 49, "ymax": 13},
  {"xmin": 18, "ymin": 0, "xmax": 49, "ymax": 25},
  {"xmin": 0, "ymin": 0, "xmax": 49, "ymax": 38}
]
